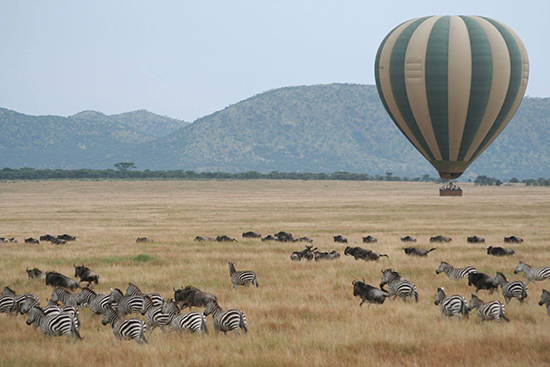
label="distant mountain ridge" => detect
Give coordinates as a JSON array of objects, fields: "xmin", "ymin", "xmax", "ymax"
[{"xmin": 1, "ymin": 84, "xmax": 548, "ymax": 179}]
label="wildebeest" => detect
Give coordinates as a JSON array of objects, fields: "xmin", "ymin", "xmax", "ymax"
[
  {"xmin": 136, "ymin": 237, "xmax": 153, "ymax": 243},
  {"xmin": 217, "ymin": 235, "xmax": 238, "ymax": 242},
  {"xmin": 344, "ymin": 246, "xmax": 388, "ymax": 261},
  {"xmin": 401, "ymin": 236, "xmax": 417, "ymax": 242},
  {"xmin": 25, "ymin": 238, "xmax": 40, "ymax": 244},
  {"xmin": 362, "ymin": 235, "xmax": 378, "ymax": 243},
  {"xmin": 261, "ymin": 235, "xmax": 279, "ymax": 242},
  {"xmin": 40, "ymin": 234, "xmax": 56, "ymax": 242},
  {"xmin": 403, "ymin": 247, "xmax": 436, "ymax": 257},
  {"xmin": 504, "ymin": 236, "xmax": 523, "ymax": 244},
  {"xmin": 298, "ymin": 237, "xmax": 313, "ymax": 243},
  {"xmin": 487, "ymin": 246, "xmax": 515, "ymax": 256},
  {"xmin": 467, "ymin": 235, "xmax": 485, "ymax": 243},
  {"xmin": 430, "ymin": 235, "xmax": 452, "ymax": 243},
  {"xmin": 26, "ymin": 267, "xmax": 45, "ymax": 280},
  {"xmin": 173, "ymin": 286, "xmax": 217, "ymax": 309},
  {"xmin": 194, "ymin": 236, "xmax": 216, "ymax": 242},
  {"xmin": 242, "ymin": 231, "xmax": 261, "ymax": 238},
  {"xmin": 333, "ymin": 235, "xmax": 348, "ymax": 244},
  {"xmin": 290, "ymin": 245, "xmax": 317, "ymax": 261},
  {"xmin": 74, "ymin": 264, "xmax": 99, "ymax": 287},
  {"xmin": 352, "ymin": 280, "xmax": 389, "ymax": 306},
  {"xmin": 468, "ymin": 272, "xmax": 498, "ymax": 294},
  {"xmin": 8, "ymin": 237, "xmax": 17, "ymax": 243},
  {"xmin": 45, "ymin": 271, "xmax": 80, "ymax": 291},
  {"xmin": 314, "ymin": 250, "xmax": 340, "ymax": 261},
  {"xmin": 58, "ymin": 234, "xmax": 76, "ymax": 241},
  {"xmin": 51, "ymin": 237, "xmax": 67, "ymax": 245}
]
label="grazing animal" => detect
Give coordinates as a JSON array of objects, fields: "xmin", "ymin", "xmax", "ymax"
[
  {"xmin": 45, "ymin": 271, "xmax": 80, "ymax": 291},
  {"xmin": 380, "ymin": 269, "xmax": 418, "ymax": 303},
  {"xmin": 261, "ymin": 235, "xmax": 279, "ymax": 242},
  {"xmin": 102, "ymin": 306, "xmax": 148, "ymax": 344},
  {"xmin": 434, "ymin": 287, "xmax": 469, "ymax": 320},
  {"xmin": 11, "ymin": 293, "xmax": 38, "ymax": 315},
  {"xmin": 26, "ymin": 307, "xmax": 81, "ymax": 339},
  {"xmin": 344, "ymin": 246, "xmax": 388, "ymax": 261},
  {"xmin": 494, "ymin": 272, "xmax": 528, "ymax": 304},
  {"xmin": 333, "ymin": 235, "xmax": 348, "ymax": 243},
  {"xmin": 467, "ymin": 235, "xmax": 485, "ymax": 243},
  {"xmin": 217, "ymin": 235, "xmax": 238, "ymax": 242},
  {"xmin": 76, "ymin": 288, "xmax": 102, "ymax": 308},
  {"xmin": 203, "ymin": 300, "xmax": 247, "ymax": 336},
  {"xmin": 162, "ymin": 298, "xmax": 207, "ymax": 334},
  {"xmin": 194, "ymin": 236, "xmax": 216, "ymax": 242},
  {"xmin": 504, "ymin": 236, "xmax": 523, "ymax": 244},
  {"xmin": 140, "ymin": 295, "xmax": 171, "ymax": 334},
  {"xmin": 40, "ymin": 234, "xmax": 56, "ymax": 242},
  {"xmin": 26, "ymin": 267, "xmax": 45, "ymax": 280},
  {"xmin": 293, "ymin": 245, "xmax": 317, "ymax": 261},
  {"xmin": 314, "ymin": 250, "xmax": 340, "ymax": 261},
  {"xmin": 51, "ymin": 237, "xmax": 67, "ymax": 245},
  {"xmin": 362, "ymin": 235, "xmax": 378, "ymax": 243},
  {"xmin": 352, "ymin": 280, "xmax": 389, "ymax": 306},
  {"xmin": 290, "ymin": 252, "xmax": 301, "ymax": 261},
  {"xmin": 274, "ymin": 231, "xmax": 295, "ymax": 242},
  {"xmin": 228, "ymin": 262, "xmax": 258, "ymax": 289},
  {"xmin": 468, "ymin": 294, "xmax": 509, "ymax": 322},
  {"xmin": 514, "ymin": 261, "xmax": 550, "ymax": 284},
  {"xmin": 430, "ymin": 235, "xmax": 452, "ymax": 243},
  {"xmin": 538, "ymin": 290, "xmax": 550, "ymax": 317},
  {"xmin": 403, "ymin": 247, "xmax": 436, "ymax": 257},
  {"xmin": 89, "ymin": 292, "xmax": 112, "ymax": 316},
  {"xmin": 436, "ymin": 262, "xmax": 477, "ymax": 280},
  {"xmin": 487, "ymin": 246, "xmax": 515, "ymax": 256},
  {"xmin": 2, "ymin": 287, "xmax": 16, "ymax": 297},
  {"xmin": 0, "ymin": 295, "xmax": 15, "ymax": 316},
  {"xmin": 136, "ymin": 237, "xmax": 153, "ymax": 243},
  {"xmin": 173, "ymin": 286, "xmax": 217, "ymax": 309},
  {"xmin": 242, "ymin": 231, "xmax": 262, "ymax": 238},
  {"xmin": 51, "ymin": 287, "xmax": 79, "ymax": 307},
  {"xmin": 8, "ymin": 237, "xmax": 17, "ymax": 243},
  {"xmin": 401, "ymin": 236, "xmax": 417, "ymax": 242},
  {"xmin": 468, "ymin": 273, "xmax": 499, "ymax": 294},
  {"xmin": 57, "ymin": 234, "xmax": 76, "ymax": 241},
  {"xmin": 24, "ymin": 238, "xmax": 40, "ymax": 244},
  {"xmin": 298, "ymin": 237, "xmax": 313, "ymax": 243},
  {"xmin": 73, "ymin": 264, "xmax": 99, "ymax": 286},
  {"xmin": 124, "ymin": 283, "xmax": 164, "ymax": 306}
]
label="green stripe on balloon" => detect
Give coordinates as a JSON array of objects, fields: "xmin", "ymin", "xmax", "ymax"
[
  {"xmin": 457, "ymin": 16, "xmax": 493, "ymax": 161},
  {"xmin": 389, "ymin": 17, "xmax": 435, "ymax": 161},
  {"xmin": 425, "ymin": 16, "xmax": 450, "ymax": 161},
  {"xmin": 470, "ymin": 17, "xmax": 523, "ymax": 161}
]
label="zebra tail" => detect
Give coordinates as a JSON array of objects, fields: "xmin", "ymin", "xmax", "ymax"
[
  {"xmin": 523, "ymin": 288, "xmax": 528, "ymax": 299},
  {"xmin": 239, "ymin": 312, "xmax": 248, "ymax": 334},
  {"xmin": 427, "ymin": 248, "xmax": 437, "ymax": 253},
  {"xmin": 462, "ymin": 300, "xmax": 470, "ymax": 319},
  {"xmin": 71, "ymin": 316, "xmax": 82, "ymax": 340},
  {"xmin": 500, "ymin": 305, "xmax": 510, "ymax": 322},
  {"xmin": 414, "ymin": 291, "xmax": 419, "ymax": 303},
  {"xmin": 201, "ymin": 315, "xmax": 208, "ymax": 334},
  {"xmin": 141, "ymin": 322, "xmax": 148, "ymax": 344},
  {"xmin": 254, "ymin": 278, "xmax": 259, "ymax": 288}
]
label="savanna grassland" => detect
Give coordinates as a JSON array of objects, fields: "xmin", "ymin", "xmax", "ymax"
[{"xmin": 1, "ymin": 180, "xmax": 549, "ymax": 367}]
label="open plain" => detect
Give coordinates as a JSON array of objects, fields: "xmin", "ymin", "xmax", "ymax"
[{"xmin": 1, "ymin": 180, "xmax": 549, "ymax": 366}]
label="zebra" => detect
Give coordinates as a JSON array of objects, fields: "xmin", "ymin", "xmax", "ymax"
[
  {"xmin": 228, "ymin": 262, "xmax": 259, "ymax": 289},
  {"xmin": 203, "ymin": 300, "xmax": 247, "ymax": 335},
  {"xmin": 76, "ymin": 288, "xmax": 102, "ymax": 308},
  {"xmin": 26, "ymin": 307, "xmax": 81, "ymax": 339},
  {"xmin": 380, "ymin": 269, "xmax": 418, "ymax": 303},
  {"xmin": 0, "ymin": 295, "xmax": 15, "ymax": 316},
  {"xmin": 51, "ymin": 287, "xmax": 79, "ymax": 307},
  {"xmin": 434, "ymin": 287, "xmax": 469, "ymax": 320},
  {"xmin": 12, "ymin": 293, "xmax": 39, "ymax": 315},
  {"xmin": 1, "ymin": 286, "xmax": 15, "ymax": 297},
  {"xmin": 114, "ymin": 294, "xmax": 145, "ymax": 317},
  {"xmin": 125, "ymin": 282, "xmax": 164, "ymax": 306},
  {"xmin": 494, "ymin": 272, "xmax": 528, "ymax": 304},
  {"xmin": 90, "ymin": 293, "xmax": 112, "ymax": 316},
  {"xmin": 538, "ymin": 289, "xmax": 550, "ymax": 317},
  {"xmin": 23, "ymin": 298, "xmax": 81, "ymax": 330},
  {"xmin": 102, "ymin": 306, "xmax": 148, "ymax": 344},
  {"xmin": 468, "ymin": 294, "xmax": 509, "ymax": 322},
  {"xmin": 141, "ymin": 295, "xmax": 171, "ymax": 334},
  {"xmin": 436, "ymin": 262, "xmax": 477, "ymax": 280},
  {"xmin": 162, "ymin": 298, "xmax": 207, "ymax": 334},
  {"xmin": 514, "ymin": 261, "xmax": 550, "ymax": 284}
]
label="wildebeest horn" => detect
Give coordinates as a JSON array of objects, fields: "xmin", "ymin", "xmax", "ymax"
[
  {"xmin": 73, "ymin": 264, "xmax": 76, "ymax": 267},
  {"xmin": 352, "ymin": 280, "xmax": 357, "ymax": 285},
  {"xmin": 26, "ymin": 267, "xmax": 29, "ymax": 271},
  {"xmin": 362, "ymin": 278, "xmax": 365, "ymax": 283},
  {"xmin": 173, "ymin": 288, "xmax": 176, "ymax": 292}
]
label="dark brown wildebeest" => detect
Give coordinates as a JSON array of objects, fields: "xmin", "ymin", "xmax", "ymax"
[
  {"xmin": 401, "ymin": 236, "xmax": 417, "ymax": 242},
  {"xmin": 45, "ymin": 271, "xmax": 80, "ymax": 291},
  {"xmin": 51, "ymin": 237, "xmax": 67, "ymax": 245},
  {"xmin": 467, "ymin": 235, "xmax": 485, "ymax": 243},
  {"xmin": 334, "ymin": 235, "xmax": 348, "ymax": 244},
  {"xmin": 74, "ymin": 264, "xmax": 99, "ymax": 287},
  {"xmin": 217, "ymin": 235, "xmax": 238, "ymax": 242},
  {"xmin": 242, "ymin": 231, "xmax": 262, "ymax": 238},
  {"xmin": 40, "ymin": 234, "xmax": 56, "ymax": 242},
  {"xmin": 504, "ymin": 236, "xmax": 523, "ymax": 244},
  {"xmin": 194, "ymin": 236, "xmax": 216, "ymax": 242},
  {"xmin": 298, "ymin": 237, "xmax": 313, "ymax": 243},
  {"xmin": 344, "ymin": 246, "xmax": 388, "ymax": 261},
  {"xmin": 136, "ymin": 237, "xmax": 153, "ymax": 243},
  {"xmin": 468, "ymin": 272, "xmax": 498, "ymax": 294},
  {"xmin": 58, "ymin": 234, "xmax": 76, "ymax": 241},
  {"xmin": 25, "ymin": 238, "xmax": 40, "ymax": 244},
  {"xmin": 430, "ymin": 235, "xmax": 452, "ymax": 243},
  {"xmin": 26, "ymin": 267, "xmax": 45, "ymax": 279},
  {"xmin": 261, "ymin": 235, "xmax": 279, "ymax": 242},
  {"xmin": 487, "ymin": 246, "xmax": 515, "ymax": 256},
  {"xmin": 352, "ymin": 280, "xmax": 390, "ymax": 306},
  {"xmin": 173, "ymin": 286, "xmax": 217, "ymax": 309},
  {"xmin": 403, "ymin": 247, "xmax": 436, "ymax": 257},
  {"xmin": 362, "ymin": 235, "xmax": 378, "ymax": 243}
]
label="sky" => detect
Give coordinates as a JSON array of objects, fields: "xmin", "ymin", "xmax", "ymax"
[{"xmin": 1, "ymin": 0, "xmax": 548, "ymax": 122}]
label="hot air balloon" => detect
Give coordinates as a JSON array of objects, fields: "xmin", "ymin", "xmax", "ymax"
[{"xmin": 375, "ymin": 16, "xmax": 529, "ymax": 180}]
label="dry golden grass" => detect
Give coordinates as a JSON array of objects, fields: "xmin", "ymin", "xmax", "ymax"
[{"xmin": 0, "ymin": 180, "xmax": 550, "ymax": 367}]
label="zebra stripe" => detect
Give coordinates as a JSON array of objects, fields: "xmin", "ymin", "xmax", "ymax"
[
  {"xmin": 494, "ymin": 272, "xmax": 528, "ymax": 304},
  {"xmin": 162, "ymin": 298, "xmax": 207, "ymax": 334},
  {"xmin": 436, "ymin": 262, "xmax": 477, "ymax": 280},
  {"xmin": 469, "ymin": 295, "xmax": 509, "ymax": 322},
  {"xmin": 26, "ymin": 307, "xmax": 81, "ymax": 339},
  {"xmin": 90, "ymin": 294, "xmax": 112, "ymax": 316},
  {"xmin": 51, "ymin": 287, "xmax": 79, "ymax": 307},
  {"xmin": 102, "ymin": 307, "xmax": 147, "ymax": 344},
  {"xmin": 0, "ymin": 295, "xmax": 15, "ymax": 315},
  {"xmin": 514, "ymin": 261, "xmax": 550, "ymax": 284},
  {"xmin": 76, "ymin": 288, "xmax": 101, "ymax": 308},
  {"xmin": 116, "ymin": 295, "xmax": 145, "ymax": 317},
  {"xmin": 141, "ymin": 295, "xmax": 171, "ymax": 333},
  {"xmin": 125, "ymin": 283, "xmax": 164, "ymax": 306},
  {"xmin": 380, "ymin": 269, "xmax": 418, "ymax": 303},
  {"xmin": 434, "ymin": 288, "xmax": 469, "ymax": 320},
  {"xmin": 228, "ymin": 262, "xmax": 259, "ymax": 289},
  {"xmin": 204, "ymin": 300, "xmax": 247, "ymax": 335}
]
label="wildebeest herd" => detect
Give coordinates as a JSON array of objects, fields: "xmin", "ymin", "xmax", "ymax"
[{"xmin": 1, "ymin": 230, "xmax": 546, "ymax": 346}]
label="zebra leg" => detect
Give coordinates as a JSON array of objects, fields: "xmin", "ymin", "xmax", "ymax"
[
  {"xmin": 234, "ymin": 328, "xmax": 240, "ymax": 336},
  {"xmin": 504, "ymin": 297, "xmax": 510, "ymax": 304}
]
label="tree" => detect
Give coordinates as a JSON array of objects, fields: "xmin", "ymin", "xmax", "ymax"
[
  {"xmin": 509, "ymin": 177, "xmax": 519, "ymax": 183},
  {"xmin": 114, "ymin": 162, "xmax": 137, "ymax": 171}
]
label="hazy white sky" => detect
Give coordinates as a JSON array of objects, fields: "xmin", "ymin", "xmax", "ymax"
[{"xmin": 1, "ymin": 0, "xmax": 548, "ymax": 121}]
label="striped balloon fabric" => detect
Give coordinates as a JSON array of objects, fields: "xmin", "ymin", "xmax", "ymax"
[{"xmin": 375, "ymin": 16, "xmax": 529, "ymax": 179}]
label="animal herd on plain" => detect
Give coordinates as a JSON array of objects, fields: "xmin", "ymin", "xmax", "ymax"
[{"xmin": 1, "ymin": 230, "xmax": 545, "ymax": 346}]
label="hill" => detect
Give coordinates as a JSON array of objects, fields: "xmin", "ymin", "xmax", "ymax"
[{"xmin": 0, "ymin": 84, "xmax": 548, "ymax": 178}]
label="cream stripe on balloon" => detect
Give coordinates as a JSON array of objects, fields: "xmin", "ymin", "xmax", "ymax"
[
  {"xmin": 377, "ymin": 18, "xmax": 430, "ymax": 160},
  {"xmin": 464, "ymin": 16, "xmax": 511, "ymax": 161},
  {"xmin": 447, "ymin": 16, "xmax": 471, "ymax": 161},
  {"xmin": 404, "ymin": 15, "xmax": 443, "ymax": 161}
]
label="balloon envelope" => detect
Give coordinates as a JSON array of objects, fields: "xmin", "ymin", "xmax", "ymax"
[{"xmin": 375, "ymin": 16, "xmax": 529, "ymax": 179}]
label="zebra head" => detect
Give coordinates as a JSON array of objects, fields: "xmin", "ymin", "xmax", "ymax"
[
  {"xmin": 26, "ymin": 307, "xmax": 43, "ymax": 326},
  {"xmin": 434, "ymin": 287, "xmax": 445, "ymax": 305},
  {"xmin": 468, "ymin": 294, "xmax": 483, "ymax": 311},
  {"xmin": 539, "ymin": 290, "xmax": 550, "ymax": 306},
  {"xmin": 494, "ymin": 272, "xmax": 507, "ymax": 286},
  {"xmin": 435, "ymin": 262, "xmax": 449, "ymax": 274},
  {"xmin": 380, "ymin": 269, "xmax": 399, "ymax": 288},
  {"xmin": 162, "ymin": 298, "xmax": 180, "ymax": 314},
  {"xmin": 20, "ymin": 297, "xmax": 39, "ymax": 314},
  {"xmin": 203, "ymin": 300, "xmax": 218, "ymax": 316},
  {"xmin": 228, "ymin": 262, "xmax": 236, "ymax": 273},
  {"xmin": 50, "ymin": 287, "xmax": 62, "ymax": 303},
  {"xmin": 102, "ymin": 306, "xmax": 118, "ymax": 326},
  {"xmin": 514, "ymin": 261, "xmax": 529, "ymax": 274}
]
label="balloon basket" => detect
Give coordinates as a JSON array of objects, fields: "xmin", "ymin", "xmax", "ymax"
[{"xmin": 439, "ymin": 189, "xmax": 463, "ymax": 197}]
